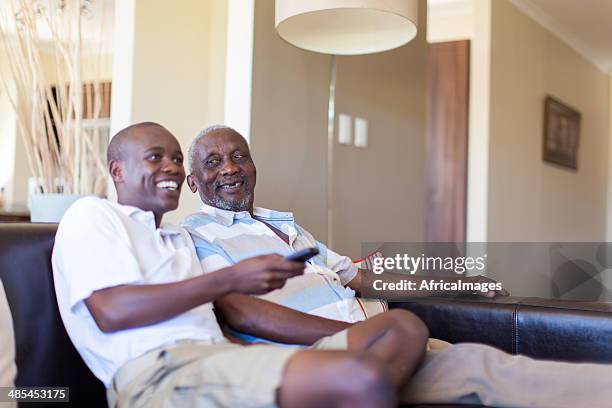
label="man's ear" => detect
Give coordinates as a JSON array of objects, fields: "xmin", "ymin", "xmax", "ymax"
[
  {"xmin": 109, "ymin": 160, "xmax": 123, "ymax": 183},
  {"xmin": 186, "ymin": 174, "xmax": 198, "ymax": 193}
]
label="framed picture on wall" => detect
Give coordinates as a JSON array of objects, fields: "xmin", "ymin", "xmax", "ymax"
[{"xmin": 543, "ymin": 96, "xmax": 581, "ymax": 170}]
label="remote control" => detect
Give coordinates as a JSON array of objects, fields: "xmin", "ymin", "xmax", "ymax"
[{"xmin": 285, "ymin": 247, "xmax": 319, "ymax": 263}]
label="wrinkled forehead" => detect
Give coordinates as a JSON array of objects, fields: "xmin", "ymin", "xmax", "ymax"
[{"xmin": 197, "ymin": 130, "xmax": 249, "ymax": 158}]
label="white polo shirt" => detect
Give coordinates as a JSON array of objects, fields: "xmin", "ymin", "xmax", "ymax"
[{"xmin": 52, "ymin": 197, "xmax": 224, "ymax": 386}]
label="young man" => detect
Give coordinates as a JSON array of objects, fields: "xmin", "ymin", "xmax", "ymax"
[
  {"xmin": 52, "ymin": 122, "xmax": 428, "ymax": 408},
  {"xmin": 183, "ymin": 124, "xmax": 612, "ymax": 408}
]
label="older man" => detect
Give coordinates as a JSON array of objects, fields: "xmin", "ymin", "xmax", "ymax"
[
  {"xmin": 53, "ymin": 122, "xmax": 428, "ymax": 408},
  {"xmin": 183, "ymin": 125, "xmax": 502, "ymax": 343},
  {"xmin": 183, "ymin": 125, "xmax": 612, "ymax": 408}
]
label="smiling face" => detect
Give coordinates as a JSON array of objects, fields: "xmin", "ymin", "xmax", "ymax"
[
  {"xmin": 110, "ymin": 124, "xmax": 185, "ymax": 224},
  {"xmin": 187, "ymin": 128, "xmax": 256, "ymax": 213}
]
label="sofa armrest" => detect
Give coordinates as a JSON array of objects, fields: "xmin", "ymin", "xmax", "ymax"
[
  {"xmin": 390, "ymin": 297, "xmax": 612, "ymax": 364},
  {"xmin": 0, "ymin": 223, "xmax": 107, "ymax": 406}
]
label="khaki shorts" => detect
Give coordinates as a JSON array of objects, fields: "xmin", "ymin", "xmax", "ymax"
[
  {"xmin": 311, "ymin": 328, "xmax": 348, "ymax": 350},
  {"xmin": 108, "ymin": 330, "xmax": 349, "ymax": 408}
]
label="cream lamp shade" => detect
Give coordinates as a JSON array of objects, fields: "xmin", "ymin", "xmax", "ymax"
[{"xmin": 275, "ymin": 0, "xmax": 418, "ymax": 55}]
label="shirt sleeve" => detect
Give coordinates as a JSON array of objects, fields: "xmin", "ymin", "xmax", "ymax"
[
  {"xmin": 185, "ymin": 229, "xmax": 233, "ymax": 273},
  {"xmin": 52, "ymin": 198, "xmax": 143, "ymax": 311},
  {"xmin": 294, "ymin": 224, "xmax": 358, "ymax": 286},
  {"xmin": 315, "ymin": 241, "xmax": 358, "ymax": 286}
]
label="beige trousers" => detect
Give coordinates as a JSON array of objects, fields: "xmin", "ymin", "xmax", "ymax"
[
  {"xmin": 108, "ymin": 333, "xmax": 612, "ymax": 408},
  {"xmin": 107, "ymin": 341, "xmax": 295, "ymax": 408},
  {"xmin": 107, "ymin": 331, "xmax": 348, "ymax": 408},
  {"xmin": 401, "ymin": 342, "xmax": 612, "ymax": 408}
]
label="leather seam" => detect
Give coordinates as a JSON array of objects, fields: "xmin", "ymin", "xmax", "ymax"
[
  {"xmin": 514, "ymin": 304, "xmax": 520, "ymax": 355},
  {"xmin": 516, "ymin": 303, "xmax": 611, "ymax": 314},
  {"xmin": 511, "ymin": 304, "xmax": 517, "ymax": 355},
  {"xmin": 421, "ymin": 298, "xmax": 610, "ymax": 315}
]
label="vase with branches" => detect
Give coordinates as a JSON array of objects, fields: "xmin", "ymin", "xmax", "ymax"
[{"xmin": 0, "ymin": 0, "xmax": 110, "ymax": 215}]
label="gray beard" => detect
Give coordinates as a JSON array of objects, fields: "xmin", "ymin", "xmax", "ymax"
[{"xmin": 207, "ymin": 192, "xmax": 253, "ymax": 213}]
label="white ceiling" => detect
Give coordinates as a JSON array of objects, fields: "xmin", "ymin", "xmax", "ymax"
[
  {"xmin": 511, "ymin": 0, "xmax": 612, "ymax": 73},
  {"xmin": 0, "ymin": 0, "xmax": 114, "ymax": 52},
  {"xmin": 429, "ymin": 0, "xmax": 612, "ymax": 73}
]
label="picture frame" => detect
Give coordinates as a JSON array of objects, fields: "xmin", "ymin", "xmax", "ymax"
[{"xmin": 543, "ymin": 96, "xmax": 581, "ymax": 170}]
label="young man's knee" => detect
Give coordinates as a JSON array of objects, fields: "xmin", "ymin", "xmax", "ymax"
[
  {"xmin": 280, "ymin": 351, "xmax": 395, "ymax": 408},
  {"xmin": 386, "ymin": 309, "xmax": 429, "ymax": 343},
  {"xmin": 343, "ymin": 354, "xmax": 396, "ymax": 406}
]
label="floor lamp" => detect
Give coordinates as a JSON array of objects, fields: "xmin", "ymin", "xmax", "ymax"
[{"xmin": 275, "ymin": 0, "xmax": 419, "ymax": 248}]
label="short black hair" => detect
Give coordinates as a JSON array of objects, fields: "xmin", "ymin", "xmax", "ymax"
[{"xmin": 107, "ymin": 122, "xmax": 164, "ymax": 164}]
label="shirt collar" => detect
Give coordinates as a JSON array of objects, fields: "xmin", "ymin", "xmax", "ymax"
[
  {"xmin": 113, "ymin": 202, "xmax": 182, "ymax": 236},
  {"xmin": 253, "ymin": 207, "xmax": 294, "ymax": 221},
  {"xmin": 198, "ymin": 203, "xmax": 294, "ymax": 227},
  {"xmin": 254, "ymin": 207, "xmax": 297, "ymax": 245},
  {"xmin": 198, "ymin": 203, "xmax": 245, "ymax": 227}
]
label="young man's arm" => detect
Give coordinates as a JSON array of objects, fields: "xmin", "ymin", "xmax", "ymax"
[
  {"xmin": 214, "ymin": 294, "xmax": 353, "ymax": 345},
  {"xmin": 86, "ymin": 255, "xmax": 304, "ymax": 333}
]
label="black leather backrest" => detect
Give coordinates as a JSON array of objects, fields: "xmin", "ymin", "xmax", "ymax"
[
  {"xmin": 516, "ymin": 304, "xmax": 612, "ymax": 363},
  {"xmin": 393, "ymin": 299, "xmax": 516, "ymax": 353},
  {"xmin": 393, "ymin": 297, "xmax": 612, "ymax": 364},
  {"xmin": 0, "ymin": 223, "xmax": 106, "ymax": 407}
]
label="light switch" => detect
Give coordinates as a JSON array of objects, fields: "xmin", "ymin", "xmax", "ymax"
[
  {"xmin": 338, "ymin": 113, "xmax": 352, "ymax": 145},
  {"xmin": 354, "ymin": 117, "xmax": 368, "ymax": 148}
]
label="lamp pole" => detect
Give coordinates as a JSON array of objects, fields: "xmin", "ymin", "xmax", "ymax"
[
  {"xmin": 275, "ymin": 0, "xmax": 419, "ymax": 249},
  {"xmin": 326, "ymin": 55, "xmax": 337, "ymax": 247}
]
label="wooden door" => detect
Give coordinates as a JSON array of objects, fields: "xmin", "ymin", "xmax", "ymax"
[{"xmin": 425, "ymin": 40, "xmax": 470, "ymax": 243}]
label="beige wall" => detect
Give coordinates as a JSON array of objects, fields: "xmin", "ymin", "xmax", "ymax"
[
  {"xmin": 427, "ymin": 0, "xmax": 474, "ymax": 44},
  {"xmin": 608, "ymin": 74, "xmax": 612, "ymax": 241},
  {"xmin": 466, "ymin": 0, "xmax": 492, "ymax": 242},
  {"xmin": 126, "ymin": 0, "xmax": 227, "ymax": 224},
  {"xmin": 487, "ymin": 0, "xmax": 610, "ymax": 242},
  {"xmin": 251, "ymin": 0, "xmax": 428, "ymax": 258},
  {"xmin": 250, "ymin": 0, "xmax": 330, "ymax": 244}
]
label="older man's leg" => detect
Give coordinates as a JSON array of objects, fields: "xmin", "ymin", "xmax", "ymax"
[
  {"xmin": 278, "ymin": 349, "xmax": 396, "ymax": 408},
  {"xmin": 401, "ymin": 342, "xmax": 612, "ymax": 407},
  {"xmin": 345, "ymin": 309, "xmax": 429, "ymax": 388}
]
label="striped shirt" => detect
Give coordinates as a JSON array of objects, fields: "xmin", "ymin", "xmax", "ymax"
[{"xmin": 182, "ymin": 204, "xmax": 365, "ymax": 344}]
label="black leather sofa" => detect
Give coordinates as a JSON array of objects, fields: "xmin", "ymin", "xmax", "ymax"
[{"xmin": 1, "ymin": 223, "xmax": 612, "ymax": 407}]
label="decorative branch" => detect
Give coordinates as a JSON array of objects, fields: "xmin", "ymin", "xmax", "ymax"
[{"xmin": 0, "ymin": 0, "xmax": 108, "ymax": 196}]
